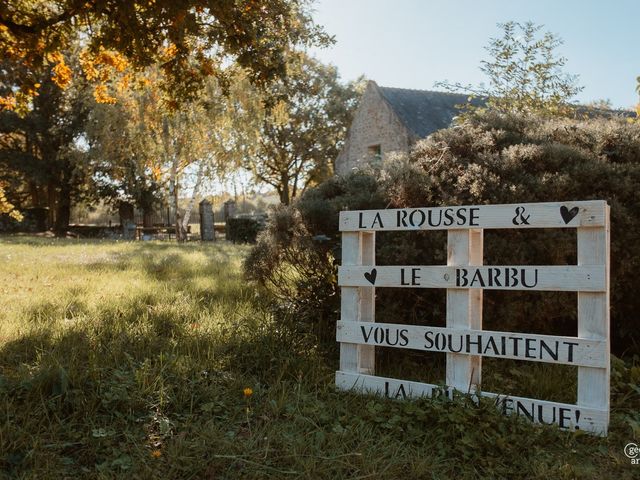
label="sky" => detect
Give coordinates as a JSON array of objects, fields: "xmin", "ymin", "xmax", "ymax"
[{"xmin": 309, "ymin": 0, "xmax": 638, "ymax": 109}]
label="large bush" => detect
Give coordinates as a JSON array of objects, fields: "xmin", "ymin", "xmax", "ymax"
[{"xmin": 246, "ymin": 111, "xmax": 640, "ymax": 355}]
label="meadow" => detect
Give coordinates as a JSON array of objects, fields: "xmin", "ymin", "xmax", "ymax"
[{"xmin": 0, "ymin": 236, "xmax": 638, "ymax": 479}]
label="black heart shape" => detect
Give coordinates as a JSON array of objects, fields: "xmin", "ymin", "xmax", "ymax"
[
  {"xmin": 364, "ymin": 268, "xmax": 377, "ymax": 285},
  {"xmin": 560, "ymin": 206, "xmax": 580, "ymax": 224}
]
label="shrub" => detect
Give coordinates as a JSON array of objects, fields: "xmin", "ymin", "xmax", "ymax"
[
  {"xmin": 226, "ymin": 216, "xmax": 263, "ymax": 243},
  {"xmin": 246, "ymin": 111, "xmax": 640, "ymax": 355}
]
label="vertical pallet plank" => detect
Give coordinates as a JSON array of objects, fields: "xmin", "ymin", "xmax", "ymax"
[
  {"xmin": 358, "ymin": 232, "xmax": 376, "ymax": 374},
  {"xmin": 339, "ymin": 232, "xmax": 361, "ymax": 373},
  {"xmin": 469, "ymin": 228, "xmax": 483, "ymax": 387},
  {"xmin": 446, "ymin": 229, "xmax": 483, "ymax": 392},
  {"xmin": 577, "ymin": 204, "xmax": 610, "ymax": 435}
]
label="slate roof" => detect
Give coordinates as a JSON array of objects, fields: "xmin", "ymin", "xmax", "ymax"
[
  {"xmin": 377, "ymin": 86, "xmax": 484, "ymax": 138},
  {"xmin": 377, "ymin": 85, "xmax": 634, "ymax": 137}
]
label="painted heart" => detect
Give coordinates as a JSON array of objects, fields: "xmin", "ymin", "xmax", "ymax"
[
  {"xmin": 364, "ymin": 268, "xmax": 377, "ymax": 285},
  {"xmin": 560, "ymin": 206, "xmax": 580, "ymax": 224}
]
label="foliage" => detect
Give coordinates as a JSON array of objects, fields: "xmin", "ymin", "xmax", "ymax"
[
  {"xmin": 86, "ymin": 66, "xmax": 254, "ymax": 238},
  {"xmin": 245, "ymin": 203, "xmax": 346, "ymax": 341},
  {"xmin": 0, "ymin": 0, "xmax": 331, "ymax": 111},
  {"xmin": 636, "ymin": 76, "xmax": 640, "ymax": 119},
  {"xmin": 0, "ymin": 50, "xmax": 94, "ymax": 235},
  {"xmin": 85, "ymin": 71, "xmax": 166, "ymax": 218},
  {"xmin": 226, "ymin": 217, "xmax": 262, "ymax": 244},
  {"xmin": 437, "ymin": 21, "xmax": 583, "ymax": 116},
  {"xmin": 247, "ymin": 111, "xmax": 640, "ymax": 355},
  {"xmin": 238, "ymin": 53, "xmax": 364, "ymax": 204},
  {"xmin": 0, "ymin": 237, "xmax": 638, "ymax": 478},
  {"xmin": 0, "ymin": 184, "xmax": 22, "ymax": 221}
]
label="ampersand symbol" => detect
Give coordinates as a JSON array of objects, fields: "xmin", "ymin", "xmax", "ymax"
[{"xmin": 512, "ymin": 206, "xmax": 531, "ymax": 226}]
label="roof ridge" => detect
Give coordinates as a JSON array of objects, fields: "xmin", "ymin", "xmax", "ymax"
[{"xmin": 378, "ymin": 85, "xmax": 471, "ymax": 96}]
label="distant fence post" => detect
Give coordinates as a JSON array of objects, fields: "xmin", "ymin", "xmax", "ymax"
[
  {"xmin": 199, "ymin": 199, "xmax": 215, "ymax": 241},
  {"xmin": 223, "ymin": 200, "xmax": 236, "ymax": 222}
]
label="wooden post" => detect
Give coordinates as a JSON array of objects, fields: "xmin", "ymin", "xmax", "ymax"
[
  {"xmin": 339, "ymin": 232, "xmax": 376, "ymax": 375},
  {"xmin": 358, "ymin": 232, "xmax": 375, "ymax": 374},
  {"xmin": 577, "ymin": 205, "xmax": 610, "ymax": 435},
  {"xmin": 446, "ymin": 229, "xmax": 483, "ymax": 393}
]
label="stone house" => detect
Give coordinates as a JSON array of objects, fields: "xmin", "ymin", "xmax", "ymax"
[
  {"xmin": 335, "ymin": 81, "xmax": 634, "ymax": 175},
  {"xmin": 335, "ymin": 80, "xmax": 477, "ymax": 175}
]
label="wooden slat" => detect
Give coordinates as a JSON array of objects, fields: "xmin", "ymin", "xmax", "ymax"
[
  {"xmin": 577, "ymin": 205, "xmax": 610, "ymax": 433},
  {"xmin": 336, "ymin": 371, "xmax": 608, "ymax": 434},
  {"xmin": 446, "ymin": 229, "xmax": 482, "ymax": 393},
  {"xmin": 339, "ymin": 232, "xmax": 360, "ymax": 373},
  {"xmin": 336, "ymin": 370, "xmax": 454, "ymax": 401},
  {"xmin": 469, "ymin": 229, "xmax": 483, "ymax": 385},
  {"xmin": 340, "ymin": 201, "xmax": 606, "ymax": 232},
  {"xmin": 336, "ymin": 321, "xmax": 607, "ymax": 368},
  {"xmin": 338, "ymin": 265, "xmax": 605, "ymax": 292},
  {"xmin": 358, "ymin": 232, "xmax": 375, "ymax": 374}
]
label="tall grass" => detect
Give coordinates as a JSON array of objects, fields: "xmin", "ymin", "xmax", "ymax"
[{"xmin": 0, "ymin": 236, "xmax": 638, "ymax": 479}]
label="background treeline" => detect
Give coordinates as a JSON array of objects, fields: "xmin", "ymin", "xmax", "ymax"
[{"xmin": 0, "ymin": 49, "xmax": 364, "ymax": 237}]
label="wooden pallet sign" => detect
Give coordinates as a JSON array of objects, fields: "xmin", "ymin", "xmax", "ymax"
[{"xmin": 335, "ymin": 200, "xmax": 610, "ymax": 435}]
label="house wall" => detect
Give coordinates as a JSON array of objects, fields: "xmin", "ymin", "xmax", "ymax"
[{"xmin": 335, "ymin": 82, "xmax": 414, "ymax": 175}]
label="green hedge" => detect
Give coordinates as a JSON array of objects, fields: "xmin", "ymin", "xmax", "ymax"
[
  {"xmin": 226, "ymin": 217, "xmax": 262, "ymax": 244},
  {"xmin": 246, "ymin": 111, "xmax": 640, "ymax": 355}
]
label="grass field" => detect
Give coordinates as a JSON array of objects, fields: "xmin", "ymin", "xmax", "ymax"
[{"xmin": 0, "ymin": 236, "xmax": 639, "ymax": 479}]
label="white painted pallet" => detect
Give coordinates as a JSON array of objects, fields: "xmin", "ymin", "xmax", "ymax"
[
  {"xmin": 336, "ymin": 321, "xmax": 607, "ymax": 368},
  {"xmin": 338, "ymin": 265, "xmax": 606, "ymax": 291},
  {"xmin": 340, "ymin": 200, "xmax": 607, "ymax": 231},
  {"xmin": 336, "ymin": 200, "xmax": 610, "ymax": 435},
  {"xmin": 335, "ymin": 371, "xmax": 608, "ymax": 434}
]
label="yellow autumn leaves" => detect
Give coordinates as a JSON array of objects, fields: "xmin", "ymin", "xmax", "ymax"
[
  {"xmin": 0, "ymin": 185, "xmax": 22, "ymax": 221},
  {"xmin": 80, "ymin": 49, "xmax": 130, "ymax": 104},
  {"xmin": 0, "ymin": 36, "xmax": 219, "ymax": 112},
  {"xmin": 0, "ymin": 48, "xmax": 131, "ymax": 110},
  {"xmin": 48, "ymin": 52, "xmax": 73, "ymax": 89}
]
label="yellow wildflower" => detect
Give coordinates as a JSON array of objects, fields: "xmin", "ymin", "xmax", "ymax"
[
  {"xmin": 151, "ymin": 449, "xmax": 162, "ymax": 458},
  {"xmin": 243, "ymin": 387, "xmax": 253, "ymax": 398}
]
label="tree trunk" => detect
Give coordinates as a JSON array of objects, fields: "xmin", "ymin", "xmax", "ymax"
[
  {"xmin": 142, "ymin": 208, "xmax": 154, "ymax": 228},
  {"xmin": 47, "ymin": 181, "xmax": 56, "ymax": 228},
  {"xmin": 163, "ymin": 116, "xmax": 186, "ymax": 243},
  {"xmin": 279, "ymin": 172, "xmax": 290, "ymax": 205},
  {"xmin": 169, "ymin": 156, "xmax": 185, "ymax": 242},
  {"xmin": 181, "ymin": 160, "xmax": 205, "ymax": 232},
  {"xmin": 53, "ymin": 183, "xmax": 71, "ymax": 237},
  {"xmin": 29, "ymin": 181, "xmax": 40, "ymax": 207}
]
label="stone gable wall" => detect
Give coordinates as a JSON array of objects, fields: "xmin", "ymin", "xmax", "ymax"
[{"xmin": 335, "ymin": 82, "xmax": 414, "ymax": 175}]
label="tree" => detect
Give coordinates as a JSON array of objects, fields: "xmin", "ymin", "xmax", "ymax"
[
  {"xmin": 86, "ymin": 77, "xmax": 166, "ymax": 226},
  {"xmin": 241, "ymin": 54, "xmax": 363, "ymax": 205},
  {"xmin": 0, "ymin": 0, "xmax": 330, "ymax": 111},
  {"xmin": 636, "ymin": 76, "xmax": 640, "ymax": 118},
  {"xmin": 0, "ymin": 184, "xmax": 21, "ymax": 221},
  {"xmin": 0, "ymin": 51, "xmax": 94, "ymax": 235},
  {"xmin": 87, "ymin": 66, "xmax": 246, "ymax": 241},
  {"xmin": 437, "ymin": 21, "xmax": 583, "ymax": 116}
]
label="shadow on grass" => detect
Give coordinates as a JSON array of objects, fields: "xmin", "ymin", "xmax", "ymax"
[
  {"xmin": 81, "ymin": 242, "xmax": 235, "ymax": 281},
  {"xmin": 0, "ymin": 287, "xmax": 328, "ymax": 477}
]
